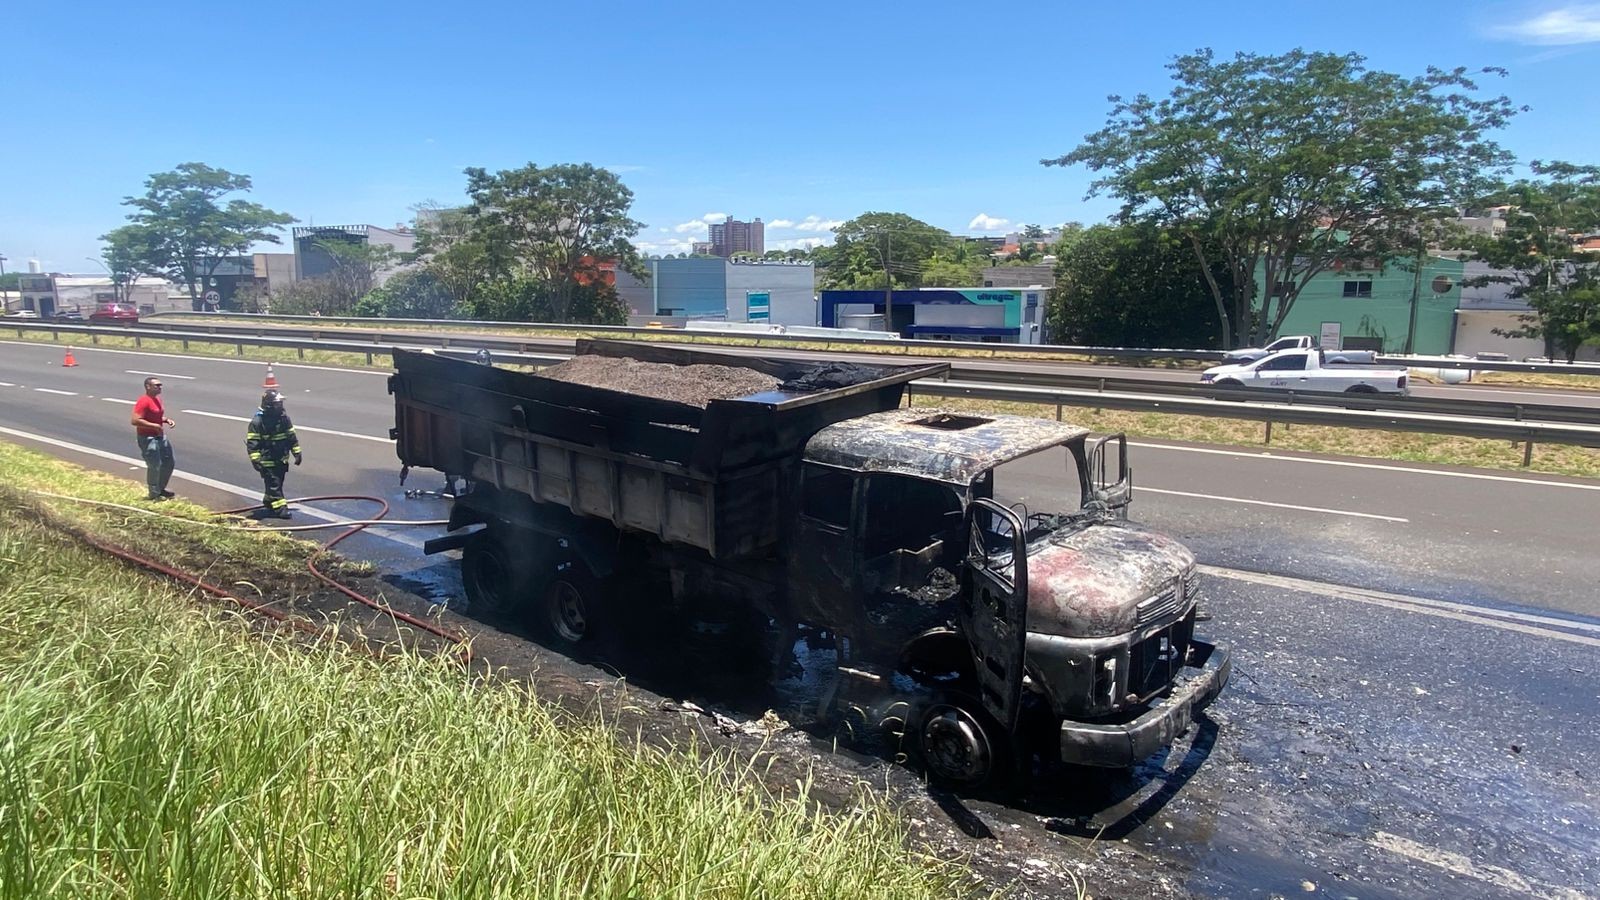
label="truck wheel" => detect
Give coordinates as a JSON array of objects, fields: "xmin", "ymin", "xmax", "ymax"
[
  {"xmin": 536, "ymin": 558, "xmax": 609, "ymax": 652},
  {"xmin": 1344, "ymin": 384, "xmax": 1379, "ymax": 393},
  {"xmin": 461, "ymin": 532, "xmax": 529, "ymax": 619},
  {"xmin": 915, "ymin": 694, "xmax": 1010, "ymax": 789}
]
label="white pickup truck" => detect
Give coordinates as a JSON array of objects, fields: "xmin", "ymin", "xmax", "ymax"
[
  {"xmin": 1222, "ymin": 335, "xmax": 1378, "ymax": 364},
  {"xmin": 1200, "ymin": 349, "xmax": 1410, "ymax": 395}
]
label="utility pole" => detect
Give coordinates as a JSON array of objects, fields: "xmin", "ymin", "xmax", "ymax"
[
  {"xmin": 880, "ymin": 231, "xmax": 894, "ymax": 335},
  {"xmin": 1405, "ymin": 235, "xmax": 1424, "ymax": 355}
]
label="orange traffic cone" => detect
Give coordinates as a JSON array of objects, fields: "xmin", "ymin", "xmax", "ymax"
[
  {"xmin": 263, "ymin": 364, "xmax": 279, "ymax": 390},
  {"xmin": 62, "ymin": 348, "xmax": 79, "ymax": 368}
]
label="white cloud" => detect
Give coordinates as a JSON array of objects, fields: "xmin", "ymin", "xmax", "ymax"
[
  {"xmin": 701, "ymin": 212, "xmax": 729, "ymax": 223},
  {"xmin": 672, "ymin": 220, "xmax": 710, "ymax": 234},
  {"xmin": 770, "ymin": 236, "xmax": 831, "ymax": 251},
  {"xmin": 1491, "ymin": 4, "xmax": 1600, "ymax": 44},
  {"xmin": 636, "ymin": 238, "xmax": 700, "ymax": 256},
  {"xmin": 767, "ymin": 218, "xmax": 796, "ymax": 228},
  {"xmin": 793, "ymin": 215, "xmax": 844, "ymax": 233},
  {"xmin": 968, "ymin": 213, "xmax": 1011, "ymax": 231}
]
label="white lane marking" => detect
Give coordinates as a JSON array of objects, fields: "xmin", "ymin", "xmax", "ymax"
[
  {"xmin": 0, "ymin": 340, "xmax": 389, "ymax": 376},
  {"xmin": 102, "ymin": 397, "xmax": 134, "ymax": 405},
  {"xmin": 181, "ymin": 409, "xmax": 390, "ymax": 444},
  {"xmin": 1369, "ymin": 831, "xmax": 1587, "ymax": 899},
  {"xmin": 1204, "ymin": 565, "xmax": 1600, "ymax": 647},
  {"xmin": 1140, "ymin": 487, "xmax": 1408, "ymax": 522},
  {"xmin": 0, "ymin": 381, "xmax": 16, "ymax": 387},
  {"xmin": 0, "ymin": 425, "xmax": 423, "ymax": 549},
  {"xmin": 1130, "ymin": 441, "xmax": 1600, "ymax": 492},
  {"xmin": 125, "ymin": 369, "xmax": 195, "ymax": 380},
  {"xmin": 34, "ymin": 388, "xmax": 78, "ymax": 396}
]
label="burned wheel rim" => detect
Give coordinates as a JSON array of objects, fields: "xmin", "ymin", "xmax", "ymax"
[
  {"xmin": 919, "ymin": 702, "xmax": 995, "ymax": 786},
  {"xmin": 545, "ymin": 579, "xmax": 590, "ymax": 644}
]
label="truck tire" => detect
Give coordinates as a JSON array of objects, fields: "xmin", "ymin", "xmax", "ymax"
[
  {"xmin": 914, "ymin": 693, "xmax": 1011, "ymax": 790},
  {"xmin": 536, "ymin": 555, "xmax": 610, "ymax": 653},
  {"xmin": 461, "ymin": 531, "xmax": 531, "ymax": 619},
  {"xmin": 1344, "ymin": 384, "xmax": 1379, "ymax": 393}
]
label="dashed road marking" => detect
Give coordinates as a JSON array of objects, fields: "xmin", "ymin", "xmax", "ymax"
[
  {"xmin": 125, "ymin": 369, "xmax": 195, "ymax": 380},
  {"xmin": 1140, "ymin": 487, "xmax": 1408, "ymax": 522},
  {"xmin": 1206, "ymin": 565, "xmax": 1600, "ymax": 647},
  {"xmin": 1133, "ymin": 441, "xmax": 1600, "ymax": 492},
  {"xmin": 181, "ymin": 409, "xmax": 390, "ymax": 443},
  {"xmin": 1370, "ymin": 831, "xmax": 1589, "ymax": 900},
  {"xmin": 33, "ymin": 388, "xmax": 78, "ymax": 396}
]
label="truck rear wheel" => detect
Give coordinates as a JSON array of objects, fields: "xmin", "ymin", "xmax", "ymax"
[
  {"xmin": 536, "ymin": 557, "xmax": 610, "ymax": 653},
  {"xmin": 461, "ymin": 531, "xmax": 529, "ymax": 619},
  {"xmin": 915, "ymin": 694, "xmax": 1010, "ymax": 789}
]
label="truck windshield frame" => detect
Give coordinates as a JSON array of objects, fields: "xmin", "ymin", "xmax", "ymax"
[{"xmin": 974, "ymin": 437, "xmax": 1094, "ymax": 543}]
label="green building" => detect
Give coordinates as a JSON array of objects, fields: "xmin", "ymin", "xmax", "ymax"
[{"xmin": 1258, "ymin": 255, "xmax": 1463, "ymax": 354}]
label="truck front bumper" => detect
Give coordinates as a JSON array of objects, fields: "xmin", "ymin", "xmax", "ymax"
[{"xmin": 1059, "ymin": 640, "xmax": 1231, "ymax": 767}]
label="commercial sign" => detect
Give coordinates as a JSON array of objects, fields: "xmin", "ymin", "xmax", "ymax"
[{"xmin": 746, "ymin": 291, "xmax": 770, "ymax": 321}]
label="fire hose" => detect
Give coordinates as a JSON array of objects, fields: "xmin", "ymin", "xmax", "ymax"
[{"xmin": 27, "ymin": 489, "xmax": 468, "ymax": 652}]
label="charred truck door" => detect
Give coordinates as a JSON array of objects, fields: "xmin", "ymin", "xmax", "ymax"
[
  {"xmin": 790, "ymin": 463, "xmax": 861, "ymax": 631},
  {"xmin": 963, "ymin": 499, "xmax": 1029, "ymax": 732}
]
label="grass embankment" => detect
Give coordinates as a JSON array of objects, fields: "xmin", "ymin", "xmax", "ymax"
[
  {"xmin": 13, "ymin": 324, "xmax": 1597, "ymax": 478},
  {"xmin": 0, "ymin": 441, "xmax": 972, "ymax": 899}
]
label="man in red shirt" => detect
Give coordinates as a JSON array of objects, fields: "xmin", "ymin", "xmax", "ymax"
[{"xmin": 130, "ymin": 376, "xmax": 176, "ymax": 501}]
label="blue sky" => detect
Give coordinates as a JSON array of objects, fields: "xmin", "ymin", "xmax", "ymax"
[{"xmin": 4, "ymin": 1, "xmax": 1600, "ymax": 272}]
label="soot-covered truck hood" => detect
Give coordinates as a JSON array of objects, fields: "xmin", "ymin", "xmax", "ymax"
[{"xmin": 1026, "ymin": 522, "xmax": 1195, "ymax": 639}]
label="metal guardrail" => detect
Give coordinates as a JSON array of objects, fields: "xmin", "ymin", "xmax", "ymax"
[
  {"xmin": 142, "ymin": 310, "xmax": 1600, "ymax": 376},
  {"xmin": 10, "ymin": 319, "xmax": 1600, "ymax": 460},
  {"xmin": 942, "ymin": 367, "xmax": 1600, "ymax": 426}
]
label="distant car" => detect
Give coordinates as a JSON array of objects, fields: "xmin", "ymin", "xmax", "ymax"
[
  {"xmin": 53, "ymin": 309, "xmax": 85, "ymax": 322},
  {"xmin": 5, "ymin": 309, "xmax": 40, "ymax": 319},
  {"xmin": 88, "ymin": 303, "xmax": 139, "ymax": 325}
]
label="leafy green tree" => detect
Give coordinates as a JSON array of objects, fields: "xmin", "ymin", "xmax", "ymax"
[
  {"xmin": 1020, "ymin": 224, "xmax": 1047, "ymax": 240},
  {"xmin": 1467, "ymin": 160, "xmax": 1600, "ymax": 361},
  {"xmin": 119, "ymin": 163, "xmax": 295, "ymax": 309},
  {"xmin": 820, "ymin": 213, "xmax": 955, "ymax": 327},
  {"xmin": 1048, "ymin": 223, "xmax": 1229, "ymax": 349},
  {"xmin": 456, "ymin": 274, "xmax": 626, "ymax": 325},
  {"xmin": 460, "ymin": 163, "xmax": 646, "ymax": 322},
  {"xmin": 353, "ymin": 270, "xmax": 457, "ymax": 319},
  {"xmin": 412, "ymin": 205, "xmax": 497, "ymax": 312},
  {"xmin": 98, "ymin": 224, "xmax": 166, "ymax": 304},
  {"xmin": 1046, "ymin": 49, "xmax": 1518, "ymax": 348},
  {"xmin": 1010, "ymin": 241, "xmax": 1043, "ymax": 265},
  {"xmin": 314, "ymin": 239, "xmax": 399, "ymax": 315}
]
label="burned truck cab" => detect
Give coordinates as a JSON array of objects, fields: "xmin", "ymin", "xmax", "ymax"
[{"xmin": 793, "ymin": 409, "xmax": 1231, "ymax": 784}]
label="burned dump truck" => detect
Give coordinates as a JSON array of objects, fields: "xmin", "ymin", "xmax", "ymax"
[{"xmin": 390, "ymin": 340, "xmax": 1230, "ymax": 786}]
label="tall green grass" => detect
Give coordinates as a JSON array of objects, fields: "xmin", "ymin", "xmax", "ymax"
[{"xmin": 0, "ymin": 500, "xmax": 974, "ymax": 898}]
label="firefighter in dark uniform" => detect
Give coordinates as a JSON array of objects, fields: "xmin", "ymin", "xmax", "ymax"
[{"xmin": 246, "ymin": 390, "xmax": 302, "ymax": 518}]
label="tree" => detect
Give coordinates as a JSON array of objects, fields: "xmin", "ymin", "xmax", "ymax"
[
  {"xmin": 412, "ymin": 204, "xmax": 496, "ymax": 312},
  {"xmin": 1048, "ymin": 223, "xmax": 1229, "ymax": 349},
  {"xmin": 824, "ymin": 212, "xmax": 953, "ymax": 330},
  {"xmin": 353, "ymin": 269, "xmax": 457, "ymax": 319},
  {"xmin": 314, "ymin": 239, "xmax": 399, "ymax": 315},
  {"xmin": 99, "ymin": 224, "xmax": 166, "ymax": 304},
  {"xmin": 460, "ymin": 163, "xmax": 646, "ymax": 322},
  {"xmin": 1021, "ymin": 224, "xmax": 1047, "ymax": 240},
  {"xmin": 119, "ymin": 163, "xmax": 295, "ymax": 309},
  {"xmin": 1467, "ymin": 160, "xmax": 1600, "ymax": 361},
  {"xmin": 1010, "ymin": 241, "xmax": 1043, "ymax": 265},
  {"xmin": 1046, "ymin": 49, "xmax": 1518, "ymax": 348}
]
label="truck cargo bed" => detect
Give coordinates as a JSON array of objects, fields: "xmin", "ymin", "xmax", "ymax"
[{"xmin": 391, "ymin": 340, "xmax": 947, "ymax": 558}]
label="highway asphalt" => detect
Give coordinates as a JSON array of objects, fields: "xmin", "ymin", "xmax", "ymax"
[{"xmin": 0, "ymin": 339, "xmax": 1595, "ymax": 898}]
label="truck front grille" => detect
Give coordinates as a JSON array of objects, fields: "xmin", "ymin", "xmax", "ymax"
[
  {"xmin": 1126, "ymin": 612, "xmax": 1196, "ymax": 703},
  {"xmin": 1136, "ymin": 585, "xmax": 1182, "ymax": 627}
]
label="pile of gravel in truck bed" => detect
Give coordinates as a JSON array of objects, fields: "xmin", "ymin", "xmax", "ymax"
[{"xmin": 535, "ymin": 355, "xmax": 781, "ymax": 408}]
